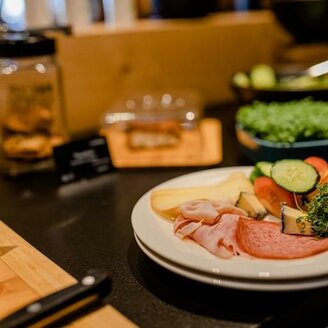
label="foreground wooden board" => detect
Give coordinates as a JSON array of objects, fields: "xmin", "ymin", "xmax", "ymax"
[{"xmin": 0, "ymin": 221, "xmax": 136, "ymax": 327}]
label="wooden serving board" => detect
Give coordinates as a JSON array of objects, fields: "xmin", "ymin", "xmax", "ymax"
[
  {"xmin": 0, "ymin": 221, "xmax": 136, "ymax": 327},
  {"xmin": 101, "ymin": 118, "xmax": 222, "ymax": 168}
]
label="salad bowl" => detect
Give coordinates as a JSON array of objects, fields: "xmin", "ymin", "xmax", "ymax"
[
  {"xmin": 236, "ymin": 126, "xmax": 328, "ymax": 163},
  {"xmin": 235, "ymin": 98, "xmax": 328, "ymax": 163}
]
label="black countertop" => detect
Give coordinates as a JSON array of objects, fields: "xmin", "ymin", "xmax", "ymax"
[{"xmin": 1, "ymin": 103, "xmax": 327, "ymax": 328}]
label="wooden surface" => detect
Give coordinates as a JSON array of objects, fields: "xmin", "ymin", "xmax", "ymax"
[
  {"xmin": 0, "ymin": 221, "xmax": 136, "ymax": 327},
  {"xmin": 101, "ymin": 118, "xmax": 222, "ymax": 167},
  {"xmin": 55, "ymin": 11, "xmax": 281, "ymax": 135}
]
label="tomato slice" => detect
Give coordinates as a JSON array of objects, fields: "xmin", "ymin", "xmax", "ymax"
[
  {"xmin": 319, "ymin": 170, "xmax": 328, "ymax": 184},
  {"xmin": 254, "ymin": 176, "xmax": 296, "ymax": 218},
  {"xmin": 304, "ymin": 156, "xmax": 328, "ymax": 177},
  {"xmin": 302, "ymin": 157, "xmax": 328, "ymax": 200}
]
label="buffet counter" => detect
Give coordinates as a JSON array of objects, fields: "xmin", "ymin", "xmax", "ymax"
[{"xmin": 0, "ymin": 103, "xmax": 326, "ymax": 327}]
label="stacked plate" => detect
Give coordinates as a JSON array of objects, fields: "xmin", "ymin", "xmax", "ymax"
[{"xmin": 132, "ymin": 167, "xmax": 328, "ymax": 292}]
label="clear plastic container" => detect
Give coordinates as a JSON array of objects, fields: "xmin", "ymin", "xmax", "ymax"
[
  {"xmin": 102, "ymin": 90, "xmax": 203, "ymax": 149},
  {"xmin": 0, "ymin": 32, "xmax": 67, "ymax": 176}
]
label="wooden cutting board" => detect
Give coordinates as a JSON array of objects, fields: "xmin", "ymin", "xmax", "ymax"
[
  {"xmin": 0, "ymin": 221, "xmax": 137, "ymax": 327},
  {"xmin": 101, "ymin": 118, "xmax": 222, "ymax": 167}
]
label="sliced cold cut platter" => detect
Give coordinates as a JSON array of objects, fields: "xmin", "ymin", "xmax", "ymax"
[{"xmin": 131, "ymin": 167, "xmax": 328, "ymax": 284}]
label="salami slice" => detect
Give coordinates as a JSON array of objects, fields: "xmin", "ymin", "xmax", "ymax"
[{"xmin": 237, "ymin": 217, "xmax": 328, "ymax": 259}]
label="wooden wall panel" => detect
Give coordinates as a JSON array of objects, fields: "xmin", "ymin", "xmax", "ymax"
[{"xmin": 56, "ymin": 11, "xmax": 280, "ymax": 135}]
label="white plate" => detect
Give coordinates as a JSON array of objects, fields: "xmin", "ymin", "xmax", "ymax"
[
  {"xmin": 131, "ymin": 166, "xmax": 328, "ymax": 281},
  {"xmin": 135, "ymin": 232, "xmax": 328, "ymax": 292}
]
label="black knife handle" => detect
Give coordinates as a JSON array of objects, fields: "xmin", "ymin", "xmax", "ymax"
[{"xmin": 0, "ymin": 269, "xmax": 112, "ymax": 328}]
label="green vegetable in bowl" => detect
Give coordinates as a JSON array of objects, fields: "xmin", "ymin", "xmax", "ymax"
[
  {"xmin": 236, "ymin": 98, "xmax": 328, "ymax": 143},
  {"xmin": 279, "ymin": 75, "xmax": 320, "ymax": 90},
  {"xmin": 249, "ymin": 64, "xmax": 276, "ymax": 89},
  {"xmin": 277, "ymin": 73, "xmax": 328, "ymax": 91},
  {"xmin": 232, "ymin": 64, "xmax": 276, "ymax": 89},
  {"xmin": 232, "ymin": 72, "xmax": 250, "ymax": 88},
  {"xmin": 232, "ymin": 64, "xmax": 328, "ymax": 90}
]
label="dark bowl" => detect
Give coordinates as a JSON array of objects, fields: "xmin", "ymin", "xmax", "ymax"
[
  {"xmin": 268, "ymin": 0, "xmax": 328, "ymax": 43},
  {"xmin": 236, "ymin": 126, "xmax": 328, "ymax": 163},
  {"xmin": 231, "ymin": 64, "xmax": 328, "ymax": 104},
  {"xmin": 231, "ymin": 84, "xmax": 328, "ymax": 104}
]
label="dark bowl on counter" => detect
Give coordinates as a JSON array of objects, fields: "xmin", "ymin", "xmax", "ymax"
[
  {"xmin": 268, "ymin": 0, "xmax": 328, "ymax": 44},
  {"xmin": 231, "ymin": 64, "xmax": 328, "ymax": 104},
  {"xmin": 232, "ymin": 84, "xmax": 328, "ymax": 104},
  {"xmin": 236, "ymin": 126, "xmax": 328, "ymax": 163}
]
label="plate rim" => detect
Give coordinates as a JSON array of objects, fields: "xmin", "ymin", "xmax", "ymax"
[{"xmin": 134, "ymin": 233, "xmax": 328, "ymax": 292}]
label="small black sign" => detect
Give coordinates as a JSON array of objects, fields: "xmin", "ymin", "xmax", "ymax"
[{"xmin": 53, "ymin": 135, "xmax": 114, "ymax": 184}]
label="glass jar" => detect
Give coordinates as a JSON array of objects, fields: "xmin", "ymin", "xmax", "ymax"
[{"xmin": 0, "ymin": 32, "xmax": 67, "ymax": 176}]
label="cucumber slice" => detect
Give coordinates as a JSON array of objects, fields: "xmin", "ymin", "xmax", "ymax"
[
  {"xmin": 249, "ymin": 166, "xmax": 262, "ymax": 183},
  {"xmin": 255, "ymin": 161, "xmax": 273, "ymax": 178},
  {"xmin": 271, "ymin": 159, "xmax": 319, "ymax": 194}
]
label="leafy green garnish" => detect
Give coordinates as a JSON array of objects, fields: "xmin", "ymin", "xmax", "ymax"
[
  {"xmin": 236, "ymin": 98, "xmax": 328, "ymax": 143},
  {"xmin": 306, "ymin": 184, "xmax": 328, "ymax": 238}
]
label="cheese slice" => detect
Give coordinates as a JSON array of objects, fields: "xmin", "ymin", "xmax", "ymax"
[{"xmin": 151, "ymin": 172, "xmax": 254, "ymax": 220}]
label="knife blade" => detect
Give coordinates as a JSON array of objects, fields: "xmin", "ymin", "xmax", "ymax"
[{"xmin": 0, "ymin": 268, "xmax": 112, "ymax": 328}]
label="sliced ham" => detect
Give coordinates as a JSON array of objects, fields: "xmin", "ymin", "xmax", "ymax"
[
  {"xmin": 237, "ymin": 217, "xmax": 328, "ymax": 259},
  {"xmin": 191, "ymin": 214, "xmax": 246, "ymax": 258},
  {"xmin": 174, "ymin": 200, "xmax": 250, "ymax": 259},
  {"xmin": 179, "ymin": 199, "xmax": 247, "ymax": 224},
  {"xmin": 174, "ymin": 215, "xmax": 203, "ymax": 238},
  {"xmin": 174, "ymin": 213, "xmax": 249, "ymax": 259}
]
